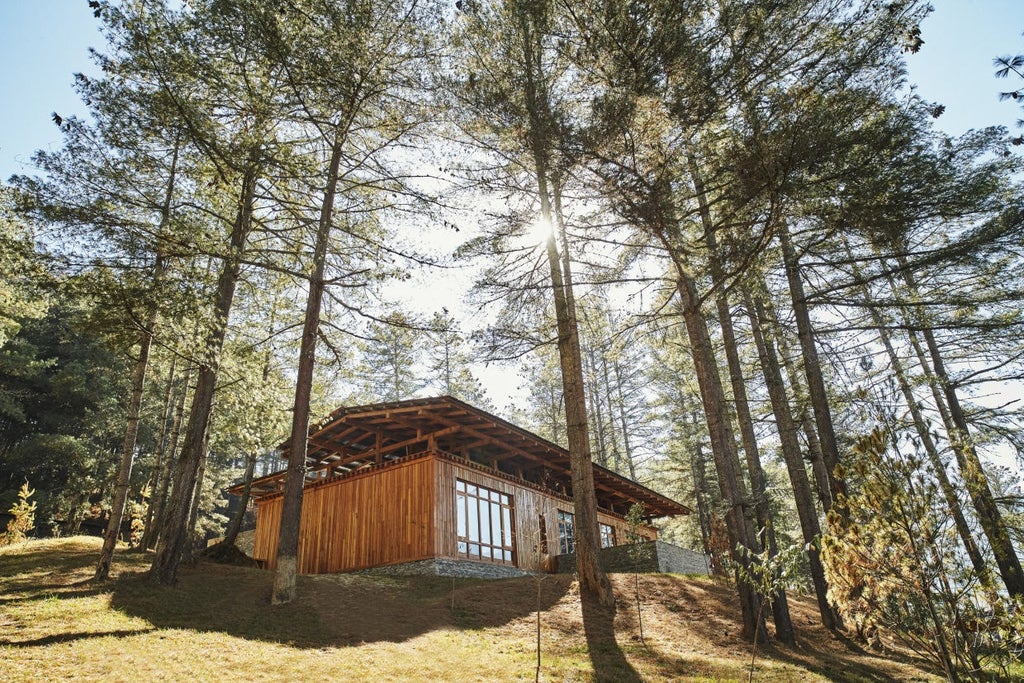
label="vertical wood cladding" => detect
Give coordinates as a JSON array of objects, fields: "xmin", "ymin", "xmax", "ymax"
[
  {"xmin": 252, "ymin": 452, "xmax": 656, "ymax": 574},
  {"xmin": 252, "ymin": 456, "xmax": 435, "ymax": 573},
  {"xmin": 434, "ymin": 456, "xmax": 656, "ymax": 572}
]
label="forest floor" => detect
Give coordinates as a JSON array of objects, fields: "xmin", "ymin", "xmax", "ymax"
[{"xmin": 1, "ymin": 536, "xmax": 944, "ymax": 682}]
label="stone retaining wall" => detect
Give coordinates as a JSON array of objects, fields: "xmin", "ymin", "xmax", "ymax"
[
  {"xmin": 556, "ymin": 540, "xmax": 710, "ymax": 575},
  {"xmin": 350, "ymin": 557, "xmax": 534, "ymax": 580}
]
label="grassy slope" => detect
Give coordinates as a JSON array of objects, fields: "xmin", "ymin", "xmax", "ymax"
[{"xmin": 1, "ymin": 537, "xmax": 940, "ymax": 682}]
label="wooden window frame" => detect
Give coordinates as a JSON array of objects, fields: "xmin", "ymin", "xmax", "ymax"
[
  {"xmin": 557, "ymin": 510, "xmax": 575, "ymax": 555},
  {"xmin": 599, "ymin": 523, "xmax": 616, "ymax": 548},
  {"xmin": 455, "ymin": 479, "xmax": 516, "ymax": 565}
]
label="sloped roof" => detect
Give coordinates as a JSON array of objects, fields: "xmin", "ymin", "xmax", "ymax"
[{"xmin": 237, "ymin": 396, "xmax": 689, "ymax": 519}]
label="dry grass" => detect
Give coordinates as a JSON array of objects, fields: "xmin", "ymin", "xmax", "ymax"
[{"xmin": 1, "ymin": 537, "xmax": 941, "ymax": 682}]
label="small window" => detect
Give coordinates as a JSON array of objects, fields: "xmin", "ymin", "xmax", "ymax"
[
  {"xmin": 557, "ymin": 510, "xmax": 575, "ymax": 555},
  {"xmin": 599, "ymin": 523, "xmax": 616, "ymax": 548}
]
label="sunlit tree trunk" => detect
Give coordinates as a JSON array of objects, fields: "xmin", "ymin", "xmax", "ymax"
[
  {"xmin": 273, "ymin": 138, "xmax": 343, "ymax": 605},
  {"xmin": 151, "ymin": 165, "xmax": 257, "ymax": 585}
]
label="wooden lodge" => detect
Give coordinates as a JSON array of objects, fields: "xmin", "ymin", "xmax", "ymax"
[{"xmin": 235, "ymin": 396, "xmax": 690, "ymax": 575}]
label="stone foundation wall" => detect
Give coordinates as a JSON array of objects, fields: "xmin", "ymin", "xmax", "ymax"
[
  {"xmin": 350, "ymin": 557, "xmax": 534, "ymax": 580},
  {"xmin": 556, "ymin": 540, "xmax": 710, "ymax": 575}
]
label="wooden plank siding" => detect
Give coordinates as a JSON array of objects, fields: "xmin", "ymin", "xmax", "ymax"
[
  {"xmin": 252, "ymin": 456, "xmax": 435, "ymax": 573},
  {"xmin": 252, "ymin": 451, "xmax": 656, "ymax": 575},
  {"xmin": 435, "ymin": 456, "xmax": 656, "ymax": 572}
]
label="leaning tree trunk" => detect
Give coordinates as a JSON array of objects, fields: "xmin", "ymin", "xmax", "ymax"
[
  {"xmin": 94, "ymin": 306, "xmax": 158, "ymax": 581},
  {"xmin": 182, "ymin": 444, "xmax": 207, "ymax": 566},
  {"xmin": 776, "ymin": 220, "xmax": 847, "ymax": 511},
  {"xmin": 96, "ymin": 142, "xmax": 181, "ymax": 579},
  {"xmin": 847, "ymin": 250, "xmax": 990, "ymax": 585},
  {"xmin": 892, "ymin": 261, "xmax": 1024, "ymax": 597},
  {"xmin": 150, "ymin": 165, "xmax": 257, "ymax": 585},
  {"xmin": 745, "ymin": 287, "xmax": 838, "ymax": 630},
  {"xmin": 662, "ymin": 240, "xmax": 765, "ymax": 641},
  {"xmin": 762, "ymin": 293, "xmax": 833, "ymax": 514},
  {"xmin": 222, "ymin": 450, "xmax": 257, "ymax": 547},
  {"xmin": 272, "ymin": 137, "xmax": 343, "ymax": 605},
  {"xmin": 691, "ymin": 156, "xmax": 794, "ymax": 644}
]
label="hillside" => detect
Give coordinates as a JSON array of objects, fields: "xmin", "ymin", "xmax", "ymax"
[{"xmin": 0, "ymin": 537, "xmax": 939, "ymax": 682}]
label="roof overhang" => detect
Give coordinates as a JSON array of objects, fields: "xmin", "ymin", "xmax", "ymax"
[{"xmin": 230, "ymin": 396, "xmax": 690, "ymax": 519}]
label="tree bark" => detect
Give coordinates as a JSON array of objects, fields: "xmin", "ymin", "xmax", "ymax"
[
  {"xmin": 223, "ymin": 450, "xmax": 257, "ymax": 547},
  {"xmin": 776, "ymin": 221, "xmax": 847, "ymax": 511},
  {"xmin": 517, "ymin": 5, "xmax": 613, "ymax": 607},
  {"xmin": 96, "ymin": 142, "xmax": 179, "ymax": 580},
  {"xmin": 745, "ymin": 288, "xmax": 838, "ymax": 630},
  {"xmin": 663, "ymin": 251, "xmax": 765, "ymax": 641},
  {"xmin": 140, "ymin": 355, "xmax": 178, "ymax": 549},
  {"xmin": 272, "ymin": 137, "xmax": 344, "ymax": 604},
  {"xmin": 150, "ymin": 165, "xmax": 257, "ymax": 585},
  {"xmin": 147, "ymin": 361, "xmax": 192, "ymax": 550},
  {"xmin": 691, "ymin": 155, "xmax": 793, "ymax": 643}
]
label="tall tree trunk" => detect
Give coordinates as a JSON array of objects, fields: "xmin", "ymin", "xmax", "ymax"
[
  {"xmin": 96, "ymin": 142, "xmax": 179, "ymax": 580},
  {"xmin": 776, "ymin": 221, "xmax": 847, "ymax": 510},
  {"xmin": 745, "ymin": 287, "xmax": 838, "ymax": 630},
  {"xmin": 599, "ymin": 353, "xmax": 625, "ymax": 475},
  {"xmin": 762, "ymin": 294, "xmax": 833, "ymax": 514},
  {"xmin": 94, "ymin": 305, "xmax": 158, "ymax": 581},
  {"xmin": 586, "ymin": 345, "xmax": 610, "ymax": 468},
  {"xmin": 687, "ymin": 412, "xmax": 714, "ymax": 561},
  {"xmin": 151, "ymin": 165, "xmax": 257, "ymax": 585},
  {"xmin": 141, "ymin": 356, "xmax": 178, "ymax": 548},
  {"xmin": 847, "ymin": 252, "xmax": 990, "ymax": 584},
  {"xmin": 272, "ymin": 138, "xmax": 343, "ymax": 604},
  {"xmin": 182, "ymin": 441, "xmax": 208, "ymax": 566},
  {"xmin": 662, "ymin": 243, "xmax": 765, "ymax": 641},
  {"xmin": 893, "ymin": 261, "xmax": 1024, "ymax": 597},
  {"xmin": 147, "ymin": 361, "xmax": 192, "ymax": 550},
  {"xmin": 611, "ymin": 361, "xmax": 638, "ymax": 479},
  {"xmin": 691, "ymin": 157, "xmax": 793, "ymax": 644},
  {"xmin": 516, "ymin": 5, "xmax": 613, "ymax": 607}
]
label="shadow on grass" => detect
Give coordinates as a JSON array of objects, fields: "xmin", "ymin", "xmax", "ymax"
[
  {"xmin": 1, "ymin": 628, "xmax": 156, "ymax": 648},
  {"xmin": 636, "ymin": 574, "xmax": 934, "ymax": 683},
  {"xmin": 107, "ymin": 561, "xmax": 572, "ymax": 649},
  {"xmin": 581, "ymin": 593, "xmax": 642, "ymax": 683}
]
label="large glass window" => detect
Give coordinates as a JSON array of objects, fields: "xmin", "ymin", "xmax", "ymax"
[
  {"xmin": 600, "ymin": 523, "xmax": 616, "ymax": 548},
  {"xmin": 557, "ymin": 510, "xmax": 575, "ymax": 554},
  {"xmin": 456, "ymin": 480, "xmax": 515, "ymax": 564}
]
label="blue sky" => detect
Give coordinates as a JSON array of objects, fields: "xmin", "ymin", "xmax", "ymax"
[{"xmin": 1, "ymin": 2, "xmax": 1023, "ymax": 181}]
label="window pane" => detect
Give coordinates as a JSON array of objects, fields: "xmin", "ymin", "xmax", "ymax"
[
  {"xmin": 503, "ymin": 508, "xmax": 512, "ymax": 545},
  {"xmin": 468, "ymin": 484, "xmax": 477, "ymax": 496},
  {"xmin": 481, "ymin": 545, "xmax": 492, "ymax": 559},
  {"xmin": 492, "ymin": 506, "xmax": 502, "ymax": 548},
  {"xmin": 469, "ymin": 543, "xmax": 479, "ymax": 556},
  {"xmin": 458, "ymin": 541, "xmax": 467, "ymax": 553},
  {"xmin": 456, "ymin": 480, "xmax": 465, "ymax": 492},
  {"xmin": 468, "ymin": 496, "xmax": 479, "ymax": 541},
  {"xmin": 457, "ymin": 493, "xmax": 466, "ymax": 537},
  {"xmin": 479, "ymin": 498, "xmax": 491, "ymax": 544}
]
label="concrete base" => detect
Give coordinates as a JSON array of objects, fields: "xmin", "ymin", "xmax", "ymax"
[{"xmin": 556, "ymin": 540, "xmax": 711, "ymax": 575}]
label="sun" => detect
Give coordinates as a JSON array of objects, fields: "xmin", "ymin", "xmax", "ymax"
[{"xmin": 527, "ymin": 215, "xmax": 553, "ymax": 247}]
